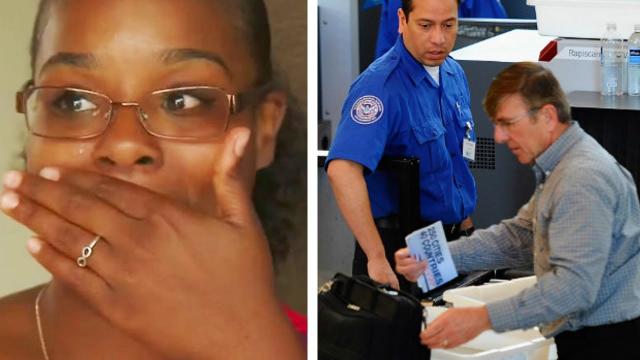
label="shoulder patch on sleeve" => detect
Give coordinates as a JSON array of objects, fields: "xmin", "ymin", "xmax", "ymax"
[{"xmin": 350, "ymin": 95, "xmax": 384, "ymax": 125}]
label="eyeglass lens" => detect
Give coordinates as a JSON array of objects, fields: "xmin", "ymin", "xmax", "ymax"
[{"xmin": 24, "ymin": 87, "xmax": 232, "ymax": 139}]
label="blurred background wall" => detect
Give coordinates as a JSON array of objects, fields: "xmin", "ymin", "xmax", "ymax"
[{"xmin": 0, "ymin": 0, "xmax": 44, "ymax": 299}]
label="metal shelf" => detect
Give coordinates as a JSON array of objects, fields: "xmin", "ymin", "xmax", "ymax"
[{"xmin": 568, "ymin": 91, "xmax": 640, "ymax": 112}]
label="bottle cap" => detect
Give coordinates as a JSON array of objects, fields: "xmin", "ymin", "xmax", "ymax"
[
  {"xmin": 607, "ymin": 22, "xmax": 617, "ymax": 31},
  {"xmin": 635, "ymin": 24, "xmax": 640, "ymax": 31}
]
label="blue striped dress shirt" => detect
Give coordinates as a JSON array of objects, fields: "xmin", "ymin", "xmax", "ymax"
[{"xmin": 449, "ymin": 122, "xmax": 640, "ymax": 337}]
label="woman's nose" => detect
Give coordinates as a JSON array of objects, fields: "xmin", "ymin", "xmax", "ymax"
[{"xmin": 91, "ymin": 105, "xmax": 163, "ymax": 173}]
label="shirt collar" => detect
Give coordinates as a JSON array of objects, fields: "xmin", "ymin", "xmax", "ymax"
[
  {"xmin": 393, "ymin": 36, "xmax": 455, "ymax": 87},
  {"xmin": 394, "ymin": 36, "xmax": 427, "ymax": 86},
  {"xmin": 533, "ymin": 121, "xmax": 582, "ymax": 183}
]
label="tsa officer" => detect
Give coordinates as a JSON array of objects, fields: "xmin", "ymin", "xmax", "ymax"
[
  {"xmin": 374, "ymin": 0, "xmax": 506, "ymax": 60},
  {"xmin": 326, "ymin": 0, "xmax": 476, "ymax": 291}
]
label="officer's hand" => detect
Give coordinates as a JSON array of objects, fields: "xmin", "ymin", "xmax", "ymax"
[
  {"xmin": 367, "ymin": 258, "xmax": 400, "ymax": 290},
  {"xmin": 395, "ymin": 248, "xmax": 427, "ymax": 282}
]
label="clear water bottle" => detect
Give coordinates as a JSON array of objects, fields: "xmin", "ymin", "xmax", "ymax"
[
  {"xmin": 628, "ymin": 24, "xmax": 640, "ymax": 96},
  {"xmin": 623, "ymin": 40, "xmax": 628, "ymax": 94},
  {"xmin": 601, "ymin": 23, "xmax": 625, "ymax": 96}
]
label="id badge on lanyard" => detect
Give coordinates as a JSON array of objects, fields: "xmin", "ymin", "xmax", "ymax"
[{"xmin": 462, "ymin": 119, "xmax": 476, "ymax": 162}]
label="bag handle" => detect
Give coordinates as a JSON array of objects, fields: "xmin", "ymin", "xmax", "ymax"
[{"xmin": 330, "ymin": 273, "xmax": 422, "ymax": 320}]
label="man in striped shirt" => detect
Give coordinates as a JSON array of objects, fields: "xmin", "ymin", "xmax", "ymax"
[{"xmin": 396, "ymin": 62, "xmax": 640, "ymax": 359}]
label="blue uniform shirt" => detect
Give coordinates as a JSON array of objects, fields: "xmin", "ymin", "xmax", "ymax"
[
  {"xmin": 326, "ymin": 36, "xmax": 477, "ymax": 225},
  {"xmin": 374, "ymin": 0, "xmax": 402, "ymax": 59},
  {"xmin": 458, "ymin": 0, "xmax": 507, "ymax": 19}
]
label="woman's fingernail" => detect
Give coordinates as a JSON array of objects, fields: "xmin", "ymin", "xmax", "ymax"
[
  {"xmin": 3, "ymin": 171, "xmax": 22, "ymax": 189},
  {"xmin": 233, "ymin": 131, "xmax": 251, "ymax": 158},
  {"xmin": 1, "ymin": 192, "xmax": 19, "ymax": 209},
  {"xmin": 39, "ymin": 167, "xmax": 60, "ymax": 181},
  {"xmin": 27, "ymin": 238, "xmax": 42, "ymax": 254}
]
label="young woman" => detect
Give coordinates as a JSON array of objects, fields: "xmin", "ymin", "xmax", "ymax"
[{"xmin": 0, "ymin": 0, "xmax": 305, "ymax": 358}]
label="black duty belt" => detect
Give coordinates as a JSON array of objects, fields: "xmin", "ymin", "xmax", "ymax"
[{"xmin": 374, "ymin": 214, "xmax": 474, "ymax": 240}]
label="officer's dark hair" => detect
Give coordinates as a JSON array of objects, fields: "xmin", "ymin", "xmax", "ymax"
[
  {"xmin": 27, "ymin": 0, "xmax": 306, "ymax": 264},
  {"xmin": 401, "ymin": 0, "xmax": 460, "ymax": 20},
  {"xmin": 484, "ymin": 62, "xmax": 571, "ymax": 124}
]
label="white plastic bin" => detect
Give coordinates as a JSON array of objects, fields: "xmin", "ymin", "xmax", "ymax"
[
  {"xmin": 425, "ymin": 277, "xmax": 557, "ymax": 359},
  {"xmin": 443, "ymin": 276, "xmax": 537, "ymax": 307},
  {"xmin": 528, "ymin": 0, "xmax": 640, "ymax": 39}
]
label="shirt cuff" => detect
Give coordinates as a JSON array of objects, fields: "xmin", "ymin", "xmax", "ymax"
[
  {"xmin": 486, "ymin": 298, "xmax": 520, "ymax": 333},
  {"xmin": 448, "ymin": 241, "xmax": 468, "ymax": 273},
  {"xmin": 324, "ymin": 152, "xmax": 376, "ymax": 175}
]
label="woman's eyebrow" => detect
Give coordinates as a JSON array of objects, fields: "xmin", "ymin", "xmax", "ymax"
[
  {"xmin": 160, "ymin": 48, "xmax": 232, "ymax": 78},
  {"xmin": 39, "ymin": 52, "xmax": 97, "ymax": 75},
  {"xmin": 37, "ymin": 49, "xmax": 231, "ymax": 77}
]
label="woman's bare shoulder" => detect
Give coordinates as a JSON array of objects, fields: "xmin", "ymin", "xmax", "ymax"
[{"xmin": 0, "ymin": 285, "xmax": 46, "ymax": 359}]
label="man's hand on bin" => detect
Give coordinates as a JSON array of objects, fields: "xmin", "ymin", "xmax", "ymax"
[
  {"xmin": 420, "ymin": 306, "xmax": 492, "ymax": 349},
  {"xmin": 394, "ymin": 247, "xmax": 427, "ymax": 282}
]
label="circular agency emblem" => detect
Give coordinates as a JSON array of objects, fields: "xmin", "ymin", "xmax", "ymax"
[{"xmin": 351, "ymin": 95, "xmax": 384, "ymax": 125}]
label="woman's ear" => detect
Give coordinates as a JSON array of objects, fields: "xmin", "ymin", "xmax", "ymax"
[{"xmin": 253, "ymin": 91, "xmax": 287, "ymax": 170}]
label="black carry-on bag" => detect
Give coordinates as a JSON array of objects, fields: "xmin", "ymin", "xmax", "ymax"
[{"xmin": 318, "ymin": 273, "xmax": 430, "ymax": 360}]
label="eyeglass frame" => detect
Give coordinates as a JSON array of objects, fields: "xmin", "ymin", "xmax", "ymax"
[
  {"xmin": 491, "ymin": 106, "xmax": 542, "ymax": 134},
  {"xmin": 15, "ymin": 81, "xmax": 273, "ymax": 141}
]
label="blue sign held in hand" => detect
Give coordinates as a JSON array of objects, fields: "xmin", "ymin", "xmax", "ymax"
[{"xmin": 405, "ymin": 221, "xmax": 458, "ymax": 292}]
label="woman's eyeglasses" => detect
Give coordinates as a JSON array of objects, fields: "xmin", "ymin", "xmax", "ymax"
[{"xmin": 15, "ymin": 85, "xmax": 268, "ymax": 141}]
